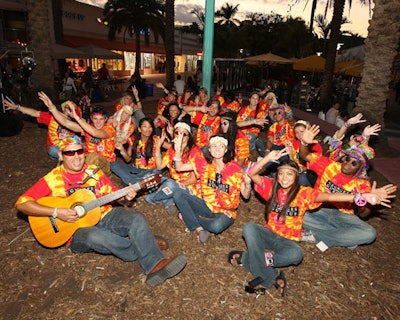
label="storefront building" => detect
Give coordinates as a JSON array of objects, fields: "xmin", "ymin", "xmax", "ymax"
[{"xmin": 1, "ymin": 0, "xmax": 202, "ymax": 77}]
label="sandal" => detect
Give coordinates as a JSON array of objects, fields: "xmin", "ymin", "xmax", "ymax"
[
  {"xmin": 227, "ymin": 250, "xmax": 244, "ymax": 267},
  {"xmin": 273, "ymin": 271, "xmax": 287, "ymax": 297}
]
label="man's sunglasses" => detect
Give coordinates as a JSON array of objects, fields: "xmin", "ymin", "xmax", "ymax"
[
  {"xmin": 340, "ymin": 156, "xmax": 359, "ymax": 167},
  {"xmin": 62, "ymin": 149, "xmax": 84, "ymax": 156}
]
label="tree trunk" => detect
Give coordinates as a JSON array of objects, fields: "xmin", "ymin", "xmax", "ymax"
[
  {"xmin": 309, "ymin": 0, "xmax": 318, "ymax": 33},
  {"xmin": 354, "ymin": 0, "xmax": 400, "ymax": 125},
  {"xmin": 134, "ymin": 30, "xmax": 142, "ymax": 78},
  {"xmin": 165, "ymin": 0, "xmax": 175, "ymax": 89},
  {"xmin": 318, "ymin": 0, "xmax": 345, "ymax": 111},
  {"xmin": 26, "ymin": 0, "xmax": 56, "ymax": 100}
]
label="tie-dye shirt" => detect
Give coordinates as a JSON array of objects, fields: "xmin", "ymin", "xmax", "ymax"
[
  {"xmin": 308, "ymin": 153, "xmax": 371, "ymax": 214},
  {"xmin": 16, "ymin": 164, "xmax": 118, "ymax": 218},
  {"xmin": 267, "ymin": 120, "xmax": 295, "ymax": 146},
  {"xmin": 194, "ymin": 158, "xmax": 244, "ymax": 219},
  {"xmin": 236, "ymin": 104, "xmax": 267, "ymax": 137},
  {"xmin": 83, "ymin": 123, "xmax": 116, "ymax": 162},
  {"xmin": 255, "ymin": 177, "xmax": 321, "ymax": 241},
  {"xmin": 191, "ymin": 112, "xmax": 221, "ymax": 148},
  {"xmin": 37, "ymin": 112, "xmax": 76, "ymax": 148}
]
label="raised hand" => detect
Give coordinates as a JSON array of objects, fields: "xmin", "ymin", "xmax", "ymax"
[
  {"xmin": 369, "ymin": 181, "xmax": 397, "ymax": 208},
  {"xmin": 362, "ymin": 123, "xmax": 381, "ymax": 138},
  {"xmin": 301, "ymin": 124, "xmax": 320, "ymax": 145},
  {"xmin": 346, "ymin": 113, "xmax": 366, "ymax": 126},
  {"xmin": 38, "ymin": 91, "xmax": 54, "ymax": 109}
]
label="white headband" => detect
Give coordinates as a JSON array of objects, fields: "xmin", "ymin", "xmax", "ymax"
[
  {"xmin": 209, "ymin": 136, "xmax": 228, "ymax": 148},
  {"xmin": 174, "ymin": 122, "xmax": 191, "ymax": 133}
]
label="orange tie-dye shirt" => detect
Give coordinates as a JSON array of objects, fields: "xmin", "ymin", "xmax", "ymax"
[
  {"xmin": 83, "ymin": 123, "xmax": 116, "ymax": 162},
  {"xmin": 191, "ymin": 112, "xmax": 221, "ymax": 148},
  {"xmin": 267, "ymin": 120, "xmax": 295, "ymax": 146},
  {"xmin": 308, "ymin": 154, "xmax": 371, "ymax": 214},
  {"xmin": 236, "ymin": 105, "xmax": 267, "ymax": 137},
  {"xmin": 194, "ymin": 159, "xmax": 244, "ymax": 219},
  {"xmin": 37, "ymin": 112, "xmax": 76, "ymax": 148},
  {"xmin": 127, "ymin": 135, "xmax": 157, "ymax": 169},
  {"xmin": 235, "ymin": 129, "xmax": 250, "ymax": 163},
  {"xmin": 163, "ymin": 146, "xmax": 203, "ymax": 197},
  {"xmin": 255, "ymin": 177, "xmax": 321, "ymax": 241},
  {"xmin": 16, "ymin": 164, "xmax": 118, "ymax": 218}
]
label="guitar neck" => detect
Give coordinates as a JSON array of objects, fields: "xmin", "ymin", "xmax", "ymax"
[{"xmin": 82, "ymin": 182, "xmax": 141, "ymax": 212}]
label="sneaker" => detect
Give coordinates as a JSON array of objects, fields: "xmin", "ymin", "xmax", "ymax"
[
  {"xmin": 264, "ymin": 251, "xmax": 274, "ymax": 267},
  {"xmin": 145, "ymin": 255, "xmax": 187, "ymax": 286},
  {"xmin": 301, "ymin": 229, "xmax": 316, "ymax": 243}
]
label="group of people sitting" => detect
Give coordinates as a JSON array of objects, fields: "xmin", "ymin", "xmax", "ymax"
[{"xmin": 7, "ymin": 83, "xmax": 397, "ymax": 297}]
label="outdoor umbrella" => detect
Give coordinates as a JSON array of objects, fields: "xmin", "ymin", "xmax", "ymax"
[
  {"xmin": 76, "ymin": 45, "xmax": 123, "ymax": 59},
  {"xmin": 51, "ymin": 44, "xmax": 86, "ymax": 59},
  {"xmin": 335, "ymin": 59, "xmax": 364, "ymax": 77},
  {"xmin": 244, "ymin": 52, "xmax": 292, "ymax": 65},
  {"xmin": 292, "ymin": 55, "xmax": 326, "ymax": 72}
]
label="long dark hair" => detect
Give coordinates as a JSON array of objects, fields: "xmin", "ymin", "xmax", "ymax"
[
  {"xmin": 219, "ymin": 111, "xmax": 238, "ymax": 161},
  {"xmin": 265, "ymin": 160, "xmax": 300, "ymax": 220},
  {"xmin": 131, "ymin": 117, "xmax": 155, "ymax": 164}
]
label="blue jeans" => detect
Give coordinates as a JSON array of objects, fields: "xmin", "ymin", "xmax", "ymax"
[
  {"xmin": 146, "ymin": 178, "xmax": 190, "ymax": 208},
  {"xmin": 241, "ymin": 222, "xmax": 303, "ymax": 288},
  {"xmin": 303, "ymin": 207, "xmax": 377, "ymax": 247},
  {"xmin": 245, "ymin": 132, "xmax": 257, "ymax": 151},
  {"xmin": 111, "ymin": 161, "xmax": 161, "ymax": 186},
  {"xmin": 132, "ymin": 110, "xmax": 145, "ymax": 128},
  {"xmin": 173, "ymin": 189, "xmax": 234, "ymax": 233},
  {"xmin": 70, "ymin": 208, "xmax": 164, "ymax": 274},
  {"xmin": 47, "ymin": 146, "xmax": 60, "ymax": 161}
]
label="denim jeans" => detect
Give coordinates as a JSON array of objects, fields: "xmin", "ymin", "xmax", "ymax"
[
  {"xmin": 132, "ymin": 110, "xmax": 146, "ymax": 128},
  {"xmin": 111, "ymin": 161, "xmax": 161, "ymax": 186},
  {"xmin": 146, "ymin": 178, "xmax": 190, "ymax": 208},
  {"xmin": 302, "ymin": 207, "xmax": 377, "ymax": 247},
  {"xmin": 241, "ymin": 222, "xmax": 304, "ymax": 288},
  {"xmin": 245, "ymin": 132, "xmax": 257, "ymax": 151},
  {"xmin": 173, "ymin": 189, "xmax": 234, "ymax": 233},
  {"xmin": 70, "ymin": 208, "xmax": 164, "ymax": 274},
  {"xmin": 47, "ymin": 146, "xmax": 60, "ymax": 161}
]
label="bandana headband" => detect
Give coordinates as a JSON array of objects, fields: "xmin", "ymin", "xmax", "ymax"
[
  {"xmin": 174, "ymin": 122, "xmax": 191, "ymax": 133},
  {"xmin": 58, "ymin": 135, "xmax": 83, "ymax": 151},
  {"xmin": 209, "ymin": 136, "xmax": 228, "ymax": 148}
]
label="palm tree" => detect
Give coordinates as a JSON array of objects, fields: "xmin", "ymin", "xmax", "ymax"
[
  {"xmin": 103, "ymin": 0, "xmax": 165, "ymax": 78},
  {"xmin": 215, "ymin": 3, "xmax": 240, "ymax": 27},
  {"xmin": 353, "ymin": 0, "xmax": 400, "ymax": 128},
  {"xmin": 26, "ymin": 0, "xmax": 56, "ymax": 100},
  {"xmin": 164, "ymin": 0, "xmax": 175, "ymax": 89}
]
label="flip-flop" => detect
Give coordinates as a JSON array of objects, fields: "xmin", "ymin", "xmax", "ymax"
[
  {"xmin": 274, "ymin": 270, "xmax": 287, "ymax": 297},
  {"xmin": 227, "ymin": 250, "xmax": 244, "ymax": 266}
]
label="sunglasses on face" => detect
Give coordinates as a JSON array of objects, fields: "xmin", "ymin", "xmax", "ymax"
[
  {"xmin": 62, "ymin": 148, "xmax": 84, "ymax": 157},
  {"xmin": 221, "ymin": 121, "xmax": 229, "ymax": 126},
  {"xmin": 174, "ymin": 131, "xmax": 189, "ymax": 137},
  {"xmin": 340, "ymin": 156, "xmax": 359, "ymax": 167},
  {"xmin": 273, "ymin": 111, "xmax": 282, "ymax": 115}
]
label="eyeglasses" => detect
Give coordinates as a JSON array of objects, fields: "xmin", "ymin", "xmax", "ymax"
[
  {"xmin": 273, "ymin": 111, "xmax": 282, "ymax": 115},
  {"xmin": 340, "ymin": 156, "xmax": 359, "ymax": 167},
  {"xmin": 221, "ymin": 121, "xmax": 229, "ymax": 126},
  {"xmin": 174, "ymin": 131, "xmax": 189, "ymax": 137},
  {"xmin": 62, "ymin": 148, "xmax": 84, "ymax": 156}
]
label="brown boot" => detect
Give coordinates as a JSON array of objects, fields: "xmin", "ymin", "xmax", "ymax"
[{"xmin": 145, "ymin": 255, "xmax": 187, "ymax": 286}]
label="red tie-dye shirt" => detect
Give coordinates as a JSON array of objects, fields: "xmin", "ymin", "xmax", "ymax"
[{"xmin": 255, "ymin": 177, "xmax": 321, "ymax": 241}]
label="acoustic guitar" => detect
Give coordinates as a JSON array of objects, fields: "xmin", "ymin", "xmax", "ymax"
[{"xmin": 28, "ymin": 174, "xmax": 161, "ymax": 248}]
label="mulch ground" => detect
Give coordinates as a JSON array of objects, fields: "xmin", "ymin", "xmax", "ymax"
[{"xmin": 1, "ymin": 95, "xmax": 399, "ymax": 320}]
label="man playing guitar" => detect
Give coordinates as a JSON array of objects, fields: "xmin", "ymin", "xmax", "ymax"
[{"xmin": 16, "ymin": 135, "xmax": 187, "ymax": 287}]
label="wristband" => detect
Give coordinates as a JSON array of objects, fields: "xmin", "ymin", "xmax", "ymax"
[
  {"xmin": 155, "ymin": 154, "xmax": 162, "ymax": 158},
  {"xmin": 52, "ymin": 208, "xmax": 58, "ymax": 219},
  {"xmin": 354, "ymin": 192, "xmax": 367, "ymax": 206},
  {"xmin": 17, "ymin": 104, "xmax": 21, "ymax": 111},
  {"xmin": 344, "ymin": 121, "xmax": 351, "ymax": 128},
  {"xmin": 49, "ymin": 106, "xmax": 56, "ymax": 113},
  {"xmin": 173, "ymin": 156, "xmax": 182, "ymax": 162},
  {"xmin": 287, "ymin": 111, "xmax": 293, "ymax": 118}
]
